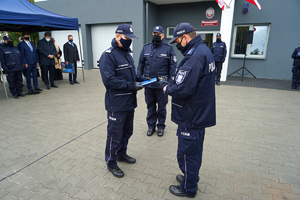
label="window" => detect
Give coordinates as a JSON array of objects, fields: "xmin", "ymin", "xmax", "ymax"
[
  {"xmin": 231, "ymin": 24, "xmax": 270, "ymax": 59},
  {"xmin": 166, "ymin": 27, "xmax": 175, "ymax": 38}
]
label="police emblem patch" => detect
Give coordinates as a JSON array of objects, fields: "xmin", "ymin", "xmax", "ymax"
[
  {"xmin": 173, "ymin": 56, "xmax": 177, "ymax": 63},
  {"xmin": 176, "ymin": 70, "xmax": 187, "ymax": 85},
  {"xmin": 156, "ymin": 26, "xmax": 159, "ymax": 29},
  {"xmin": 129, "ymin": 27, "xmax": 133, "ymax": 32}
]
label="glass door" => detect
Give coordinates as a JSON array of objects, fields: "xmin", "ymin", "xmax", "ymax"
[{"xmin": 196, "ymin": 31, "xmax": 219, "ymax": 49}]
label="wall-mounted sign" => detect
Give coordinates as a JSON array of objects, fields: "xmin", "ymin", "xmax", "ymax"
[
  {"xmin": 201, "ymin": 20, "xmax": 218, "ymax": 26},
  {"xmin": 206, "ymin": 7, "xmax": 215, "ymax": 19}
]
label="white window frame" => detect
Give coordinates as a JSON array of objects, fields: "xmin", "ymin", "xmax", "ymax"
[
  {"xmin": 166, "ymin": 27, "xmax": 175, "ymax": 38},
  {"xmin": 196, "ymin": 31, "xmax": 219, "ymax": 41},
  {"xmin": 231, "ymin": 24, "xmax": 270, "ymax": 59}
]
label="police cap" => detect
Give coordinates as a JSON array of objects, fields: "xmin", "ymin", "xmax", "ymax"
[
  {"xmin": 168, "ymin": 22, "xmax": 195, "ymax": 44},
  {"xmin": 115, "ymin": 24, "xmax": 138, "ymax": 39},
  {"xmin": 153, "ymin": 26, "xmax": 164, "ymax": 34}
]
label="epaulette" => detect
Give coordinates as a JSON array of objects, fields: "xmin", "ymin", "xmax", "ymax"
[
  {"xmin": 105, "ymin": 47, "xmax": 114, "ymax": 53},
  {"xmin": 164, "ymin": 42, "xmax": 172, "ymax": 47},
  {"xmin": 187, "ymin": 48, "xmax": 195, "ymax": 55}
]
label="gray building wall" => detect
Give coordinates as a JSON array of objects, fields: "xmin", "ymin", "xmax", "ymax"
[
  {"xmin": 36, "ymin": 0, "xmax": 145, "ymax": 70},
  {"xmin": 148, "ymin": 1, "xmax": 222, "ymax": 63},
  {"xmin": 228, "ymin": 0, "xmax": 300, "ymax": 80}
]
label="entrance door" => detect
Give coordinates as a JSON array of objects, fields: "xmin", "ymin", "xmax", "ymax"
[{"xmin": 196, "ymin": 31, "xmax": 219, "ymax": 49}]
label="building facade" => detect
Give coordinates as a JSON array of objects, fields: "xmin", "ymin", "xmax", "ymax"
[{"xmin": 36, "ymin": 0, "xmax": 300, "ymax": 81}]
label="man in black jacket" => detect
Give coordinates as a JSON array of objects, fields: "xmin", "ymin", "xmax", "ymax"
[
  {"xmin": 37, "ymin": 32, "xmax": 58, "ymax": 90},
  {"xmin": 291, "ymin": 46, "xmax": 300, "ymax": 90},
  {"xmin": 63, "ymin": 35, "xmax": 80, "ymax": 85}
]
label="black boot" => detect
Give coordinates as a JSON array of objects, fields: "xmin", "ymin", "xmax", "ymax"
[
  {"xmin": 147, "ymin": 129, "xmax": 154, "ymax": 136},
  {"xmin": 157, "ymin": 129, "xmax": 164, "ymax": 137},
  {"xmin": 107, "ymin": 166, "xmax": 124, "ymax": 178},
  {"xmin": 117, "ymin": 155, "xmax": 136, "ymax": 164},
  {"xmin": 169, "ymin": 185, "xmax": 196, "ymax": 198}
]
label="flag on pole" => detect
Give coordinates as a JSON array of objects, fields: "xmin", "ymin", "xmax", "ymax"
[
  {"xmin": 215, "ymin": 0, "xmax": 225, "ymax": 11},
  {"xmin": 246, "ymin": 0, "xmax": 262, "ymax": 10}
]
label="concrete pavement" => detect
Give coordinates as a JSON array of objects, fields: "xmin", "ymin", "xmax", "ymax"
[{"xmin": 0, "ymin": 69, "xmax": 300, "ymax": 200}]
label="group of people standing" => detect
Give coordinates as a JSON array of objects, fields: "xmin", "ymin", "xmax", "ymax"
[
  {"xmin": 0, "ymin": 32, "xmax": 80, "ymax": 98},
  {"xmin": 99, "ymin": 22, "xmax": 224, "ymax": 198}
]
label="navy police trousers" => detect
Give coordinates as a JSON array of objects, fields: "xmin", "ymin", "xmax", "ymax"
[
  {"xmin": 292, "ymin": 65, "xmax": 300, "ymax": 87},
  {"xmin": 145, "ymin": 87, "xmax": 168, "ymax": 130},
  {"xmin": 25, "ymin": 64, "xmax": 38, "ymax": 90},
  {"xmin": 176, "ymin": 126, "xmax": 205, "ymax": 196},
  {"xmin": 215, "ymin": 61, "xmax": 223, "ymax": 83},
  {"xmin": 7, "ymin": 70, "xmax": 23, "ymax": 95},
  {"xmin": 105, "ymin": 109, "xmax": 134, "ymax": 168}
]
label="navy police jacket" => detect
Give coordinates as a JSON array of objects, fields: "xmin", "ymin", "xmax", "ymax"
[
  {"xmin": 137, "ymin": 41, "xmax": 177, "ymax": 88},
  {"xmin": 211, "ymin": 40, "xmax": 227, "ymax": 62},
  {"xmin": 165, "ymin": 35, "xmax": 216, "ymax": 129},
  {"xmin": 0, "ymin": 44, "xmax": 24, "ymax": 72},
  {"xmin": 292, "ymin": 47, "xmax": 300, "ymax": 66},
  {"xmin": 99, "ymin": 39, "xmax": 138, "ymax": 112}
]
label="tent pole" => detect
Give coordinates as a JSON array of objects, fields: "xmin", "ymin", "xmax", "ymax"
[
  {"xmin": 0, "ymin": 63, "xmax": 9, "ymax": 100},
  {"xmin": 77, "ymin": 30, "xmax": 85, "ymax": 82}
]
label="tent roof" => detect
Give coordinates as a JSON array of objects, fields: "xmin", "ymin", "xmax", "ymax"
[{"xmin": 0, "ymin": 0, "xmax": 78, "ymax": 32}]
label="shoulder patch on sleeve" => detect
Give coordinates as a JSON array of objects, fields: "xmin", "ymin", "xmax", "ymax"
[{"xmin": 176, "ymin": 70, "xmax": 187, "ymax": 85}]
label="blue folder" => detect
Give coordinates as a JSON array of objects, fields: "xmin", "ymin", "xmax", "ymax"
[
  {"xmin": 62, "ymin": 63, "xmax": 74, "ymax": 74},
  {"xmin": 141, "ymin": 78, "xmax": 157, "ymax": 86}
]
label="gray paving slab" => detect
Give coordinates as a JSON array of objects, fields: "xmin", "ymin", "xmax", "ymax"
[{"xmin": 0, "ymin": 69, "xmax": 300, "ymax": 200}]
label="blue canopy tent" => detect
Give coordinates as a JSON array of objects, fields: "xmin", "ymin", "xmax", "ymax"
[{"xmin": 0, "ymin": 0, "xmax": 83, "ymax": 99}]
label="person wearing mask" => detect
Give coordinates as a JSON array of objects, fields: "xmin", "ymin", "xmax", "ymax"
[
  {"xmin": 18, "ymin": 32, "xmax": 42, "ymax": 94},
  {"xmin": 291, "ymin": 46, "xmax": 300, "ymax": 90},
  {"xmin": 158, "ymin": 22, "xmax": 216, "ymax": 198},
  {"xmin": 37, "ymin": 32, "xmax": 58, "ymax": 90},
  {"xmin": 0, "ymin": 36, "xmax": 25, "ymax": 98},
  {"xmin": 51, "ymin": 38, "xmax": 63, "ymax": 80},
  {"xmin": 137, "ymin": 26, "xmax": 176, "ymax": 137},
  {"xmin": 63, "ymin": 35, "xmax": 80, "ymax": 85},
  {"xmin": 99, "ymin": 24, "xmax": 143, "ymax": 178},
  {"xmin": 210, "ymin": 33, "xmax": 227, "ymax": 85}
]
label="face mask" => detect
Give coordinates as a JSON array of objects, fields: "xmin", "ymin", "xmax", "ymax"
[
  {"xmin": 45, "ymin": 38, "xmax": 51, "ymax": 42},
  {"xmin": 217, "ymin": 38, "xmax": 221, "ymax": 42},
  {"xmin": 69, "ymin": 39, "xmax": 73, "ymax": 43},
  {"xmin": 7, "ymin": 41, "xmax": 14, "ymax": 47},
  {"xmin": 176, "ymin": 37, "xmax": 184, "ymax": 51},
  {"xmin": 120, "ymin": 37, "xmax": 132, "ymax": 49},
  {"xmin": 152, "ymin": 35, "xmax": 161, "ymax": 43},
  {"xmin": 24, "ymin": 37, "xmax": 30, "ymax": 41}
]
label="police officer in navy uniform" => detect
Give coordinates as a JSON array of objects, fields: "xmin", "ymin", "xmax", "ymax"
[
  {"xmin": 159, "ymin": 22, "xmax": 216, "ymax": 198},
  {"xmin": 137, "ymin": 26, "xmax": 177, "ymax": 137},
  {"xmin": 0, "ymin": 36, "xmax": 25, "ymax": 99},
  {"xmin": 291, "ymin": 46, "xmax": 300, "ymax": 90},
  {"xmin": 211, "ymin": 33, "xmax": 227, "ymax": 85},
  {"xmin": 99, "ymin": 24, "xmax": 143, "ymax": 178}
]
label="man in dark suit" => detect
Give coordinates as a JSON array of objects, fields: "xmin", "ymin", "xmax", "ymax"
[
  {"xmin": 63, "ymin": 35, "xmax": 80, "ymax": 85},
  {"xmin": 18, "ymin": 32, "xmax": 43, "ymax": 94},
  {"xmin": 37, "ymin": 32, "xmax": 58, "ymax": 90}
]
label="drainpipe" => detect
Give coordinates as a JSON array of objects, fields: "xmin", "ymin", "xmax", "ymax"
[{"xmin": 145, "ymin": 0, "xmax": 148, "ymax": 43}]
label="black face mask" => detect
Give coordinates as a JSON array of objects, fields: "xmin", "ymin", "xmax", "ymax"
[
  {"xmin": 217, "ymin": 38, "xmax": 221, "ymax": 42},
  {"xmin": 120, "ymin": 37, "xmax": 132, "ymax": 49},
  {"xmin": 176, "ymin": 37, "xmax": 184, "ymax": 51},
  {"xmin": 24, "ymin": 37, "xmax": 30, "ymax": 41},
  {"xmin": 152, "ymin": 35, "xmax": 161, "ymax": 43},
  {"xmin": 7, "ymin": 41, "xmax": 14, "ymax": 47}
]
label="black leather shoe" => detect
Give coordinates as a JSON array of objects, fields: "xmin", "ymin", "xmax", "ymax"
[
  {"xmin": 176, "ymin": 174, "xmax": 184, "ymax": 183},
  {"xmin": 216, "ymin": 82, "xmax": 220, "ymax": 86},
  {"xmin": 74, "ymin": 81, "xmax": 80, "ymax": 84},
  {"xmin": 51, "ymin": 84, "xmax": 58, "ymax": 88},
  {"xmin": 117, "ymin": 155, "xmax": 136, "ymax": 164},
  {"xmin": 18, "ymin": 92, "xmax": 26, "ymax": 97},
  {"xmin": 107, "ymin": 166, "xmax": 124, "ymax": 178},
  {"xmin": 13, "ymin": 94, "xmax": 19, "ymax": 99},
  {"xmin": 28, "ymin": 90, "xmax": 35, "ymax": 95},
  {"xmin": 35, "ymin": 88, "xmax": 43, "ymax": 91},
  {"xmin": 169, "ymin": 185, "xmax": 195, "ymax": 198},
  {"xmin": 147, "ymin": 129, "xmax": 154, "ymax": 136},
  {"xmin": 70, "ymin": 81, "xmax": 74, "ymax": 85},
  {"xmin": 46, "ymin": 86, "xmax": 50, "ymax": 90},
  {"xmin": 157, "ymin": 129, "xmax": 164, "ymax": 137}
]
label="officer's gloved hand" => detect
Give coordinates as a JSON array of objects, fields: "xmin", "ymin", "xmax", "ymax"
[
  {"xmin": 132, "ymin": 82, "xmax": 144, "ymax": 91},
  {"xmin": 157, "ymin": 76, "xmax": 169, "ymax": 88}
]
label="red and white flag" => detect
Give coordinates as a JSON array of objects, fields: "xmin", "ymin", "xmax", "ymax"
[
  {"xmin": 246, "ymin": 0, "xmax": 262, "ymax": 10},
  {"xmin": 215, "ymin": 0, "xmax": 225, "ymax": 11}
]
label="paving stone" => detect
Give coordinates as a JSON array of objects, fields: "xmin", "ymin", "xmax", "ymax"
[
  {"xmin": 144, "ymin": 175, "xmax": 162, "ymax": 188},
  {"xmin": 205, "ymin": 184, "xmax": 223, "ymax": 197},
  {"xmin": 1, "ymin": 194, "xmax": 18, "ymax": 200},
  {"xmin": 262, "ymin": 185, "xmax": 283, "ymax": 199},
  {"xmin": 223, "ymin": 190, "xmax": 244, "ymax": 200},
  {"xmin": 243, "ymin": 180, "xmax": 262, "ymax": 192},
  {"xmin": 225, "ymin": 175, "xmax": 243, "ymax": 186},
  {"xmin": 282, "ymin": 190, "xmax": 300, "ymax": 200},
  {"xmin": 146, "ymin": 184, "xmax": 167, "ymax": 198},
  {"xmin": 60, "ymin": 184, "xmax": 81, "ymax": 198},
  {"xmin": 200, "ymin": 174, "xmax": 217, "ymax": 186},
  {"xmin": 130, "ymin": 171, "xmax": 149, "ymax": 182},
  {"xmin": 253, "ymin": 176, "xmax": 271, "ymax": 187},
  {"xmin": 253, "ymin": 189, "xmax": 273, "ymax": 200},
  {"xmin": 271, "ymin": 181, "xmax": 292, "ymax": 193},
  {"xmin": 103, "ymin": 179, "xmax": 123, "ymax": 192},
  {"xmin": 234, "ymin": 184, "xmax": 252, "ymax": 198},
  {"xmin": 73, "ymin": 188, "xmax": 95, "ymax": 200},
  {"xmin": 117, "ymin": 183, "xmax": 138, "ymax": 198}
]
